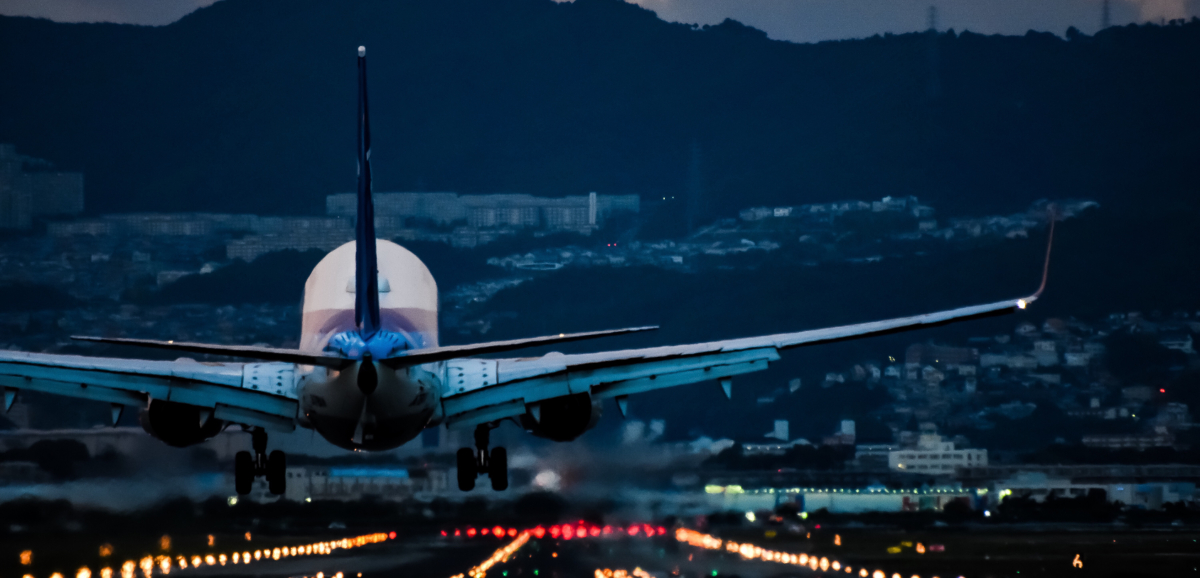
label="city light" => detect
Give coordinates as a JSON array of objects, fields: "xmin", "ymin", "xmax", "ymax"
[
  {"xmin": 17, "ymin": 533, "xmax": 392, "ymax": 578},
  {"xmin": 448, "ymin": 531, "xmax": 530, "ymax": 578},
  {"xmin": 674, "ymin": 527, "xmax": 945, "ymax": 578}
]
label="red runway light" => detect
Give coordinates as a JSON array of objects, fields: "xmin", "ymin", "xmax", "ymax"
[
  {"xmin": 440, "ymin": 531, "xmax": 447, "ymax": 537},
  {"xmin": 577, "ymin": 526, "xmax": 587, "ymax": 538},
  {"xmin": 493, "ymin": 526, "xmax": 505, "ymax": 538},
  {"xmin": 389, "ymin": 532, "xmax": 396, "ymax": 539},
  {"xmin": 589, "ymin": 527, "xmax": 601, "ymax": 537},
  {"xmin": 657, "ymin": 527, "xmax": 666, "ymax": 535},
  {"xmin": 628, "ymin": 526, "xmax": 640, "ymax": 536},
  {"xmin": 481, "ymin": 528, "xmax": 490, "ymax": 535},
  {"xmin": 454, "ymin": 529, "xmax": 461, "ymax": 537},
  {"xmin": 603, "ymin": 526, "xmax": 612, "ymax": 535},
  {"xmin": 533, "ymin": 527, "xmax": 546, "ymax": 539},
  {"xmin": 563, "ymin": 525, "xmax": 574, "ymax": 540},
  {"xmin": 508, "ymin": 528, "xmax": 518, "ymax": 537},
  {"xmin": 467, "ymin": 528, "xmax": 477, "ymax": 537},
  {"xmin": 643, "ymin": 524, "xmax": 654, "ymax": 537}
]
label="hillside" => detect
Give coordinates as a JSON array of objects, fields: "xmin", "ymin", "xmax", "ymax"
[{"xmin": 1, "ymin": 0, "xmax": 1198, "ymax": 220}]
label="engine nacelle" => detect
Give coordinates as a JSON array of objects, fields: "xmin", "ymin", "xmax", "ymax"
[
  {"xmin": 139, "ymin": 400, "xmax": 225, "ymax": 447},
  {"xmin": 519, "ymin": 392, "xmax": 602, "ymax": 442}
]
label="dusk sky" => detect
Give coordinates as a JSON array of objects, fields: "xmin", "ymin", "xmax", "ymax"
[{"xmin": 2, "ymin": 0, "xmax": 1198, "ymax": 42}]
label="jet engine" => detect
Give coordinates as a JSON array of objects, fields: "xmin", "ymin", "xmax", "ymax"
[
  {"xmin": 139, "ymin": 400, "xmax": 225, "ymax": 447},
  {"xmin": 519, "ymin": 392, "xmax": 602, "ymax": 442}
]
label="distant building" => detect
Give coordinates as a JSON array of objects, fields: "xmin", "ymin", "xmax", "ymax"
[
  {"xmin": 325, "ymin": 191, "xmax": 638, "ymax": 231},
  {"xmin": 1082, "ymin": 427, "xmax": 1175, "ymax": 450},
  {"xmin": 1159, "ymin": 331, "xmax": 1195, "ymax": 354},
  {"xmin": 0, "ymin": 143, "xmax": 84, "ymax": 229},
  {"xmin": 280, "ymin": 465, "xmax": 450, "ymax": 502},
  {"xmin": 888, "ymin": 428, "xmax": 987, "ymax": 474},
  {"xmin": 822, "ymin": 420, "xmax": 856, "ymax": 446},
  {"xmin": 973, "ymin": 470, "xmax": 1197, "ymax": 510},
  {"xmin": 703, "ymin": 484, "xmax": 977, "ymax": 514},
  {"xmin": 766, "ymin": 420, "xmax": 789, "ymax": 441}
]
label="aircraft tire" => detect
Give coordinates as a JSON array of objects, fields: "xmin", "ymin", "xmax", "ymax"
[
  {"xmin": 456, "ymin": 448, "xmax": 476, "ymax": 491},
  {"xmin": 267, "ymin": 450, "xmax": 286, "ymax": 495},
  {"xmin": 489, "ymin": 447, "xmax": 508, "ymax": 491},
  {"xmin": 235, "ymin": 451, "xmax": 254, "ymax": 495}
]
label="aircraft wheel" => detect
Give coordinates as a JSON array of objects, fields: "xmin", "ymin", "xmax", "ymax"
[
  {"xmin": 266, "ymin": 450, "xmax": 286, "ymax": 496},
  {"xmin": 489, "ymin": 447, "xmax": 508, "ymax": 491},
  {"xmin": 235, "ymin": 451, "xmax": 254, "ymax": 495},
  {"xmin": 456, "ymin": 448, "xmax": 476, "ymax": 491}
]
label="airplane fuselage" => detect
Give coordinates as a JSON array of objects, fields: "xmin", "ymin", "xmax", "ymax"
[{"xmin": 295, "ymin": 240, "xmax": 444, "ymax": 450}]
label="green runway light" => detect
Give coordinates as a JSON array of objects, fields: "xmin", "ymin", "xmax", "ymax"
[{"xmin": 712, "ymin": 570, "xmax": 718, "ymax": 576}]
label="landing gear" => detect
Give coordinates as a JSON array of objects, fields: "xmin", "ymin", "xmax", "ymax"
[
  {"xmin": 489, "ymin": 446, "xmax": 508, "ymax": 491},
  {"xmin": 234, "ymin": 427, "xmax": 287, "ymax": 496},
  {"xmin": 456, "ymin": 423, "xmax": 508, "ymax": 492},
  {"xmin": 456, "ymin": 448, "xmax": 476, "ymax": 491}
]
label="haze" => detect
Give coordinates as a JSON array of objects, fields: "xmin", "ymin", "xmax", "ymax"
[{"xmin": 4, "ymin": 0, "xmax": 1199, "ymax": 41}]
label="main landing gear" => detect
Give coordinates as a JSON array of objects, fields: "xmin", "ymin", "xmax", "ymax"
[
  {"xmin": 457, "ymin": 423, "xmax": 507, "ymax": 492},
  {"xmin": 235, "ymin": 427, "xmax": 286, "ymax": 496}
]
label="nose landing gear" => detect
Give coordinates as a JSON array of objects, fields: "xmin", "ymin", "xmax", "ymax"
[
  {"xmin": 457, "ymin": 423, "xmax": 507, "ymax": 492},
  {"xmin": 235, "ymin": 427, "xmax": 287, "ymax": 496}
]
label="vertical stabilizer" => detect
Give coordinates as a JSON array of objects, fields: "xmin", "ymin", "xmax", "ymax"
[{"xmin": 355, "ymin": 46, "xmax": 381, "ymax": 338}]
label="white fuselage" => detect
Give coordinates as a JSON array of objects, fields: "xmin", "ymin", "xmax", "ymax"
[{"xmin": 295, "ymin": 240, "xmax": 444, "ymax": 450}]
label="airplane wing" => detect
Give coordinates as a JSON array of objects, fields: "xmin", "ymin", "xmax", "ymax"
[
  {"xmin": 438, "ymin": 295, "xmax": 1034, "ymax": 429},
  {"xmin": 0, "ymin": 351, "xmax": 299, "ymax": 432},
  {"xmin": 440, "ymin": 215, "xmax": 1056, "ymax": 429},
  {"xmin": 70, "ymin": 326, "xmax": 659, "ymax": 368}
]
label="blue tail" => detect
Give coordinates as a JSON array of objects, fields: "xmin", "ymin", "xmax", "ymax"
[{"xmin": 355, "ymin": 46, "xmax": 381, "ymax": 339}]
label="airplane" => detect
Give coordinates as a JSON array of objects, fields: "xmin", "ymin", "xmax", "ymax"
[{"xmin": 0, "ymin": 47, "xmax": 1054, "ymax": 495}]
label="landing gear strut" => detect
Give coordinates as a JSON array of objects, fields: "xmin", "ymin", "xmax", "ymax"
[
  {"xmin": 457, "ymin": 423, "xmax": 507, "ymax": 492},
  {"xmin": 235, "ymin": 427, "xmax": 286, "ymax": 496}
]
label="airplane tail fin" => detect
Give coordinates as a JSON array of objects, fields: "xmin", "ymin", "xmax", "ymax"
[{"xmin": 355, "ymin": 45, "xmax": 381, "ymax": 339}]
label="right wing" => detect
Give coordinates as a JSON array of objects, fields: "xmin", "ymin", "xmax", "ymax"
[
  {"xmin": 0, "ymin": 351, "xmax": 300, "ymax": 432},
  {"xmin": 438, "ymin": 295, "xmax": 1033, "ymax": 429}
]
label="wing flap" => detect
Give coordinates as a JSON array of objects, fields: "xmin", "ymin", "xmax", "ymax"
[
  {"xmin": 440, "ymin": 347, "xmax": 780, "ymax": 428},
  {"xmin": 0, "ymin": 350, "xmax": 299, "ymax": 430},
  {"xmin": 0, "ymin": 374, "xmax": 147, "ymax": 407}
]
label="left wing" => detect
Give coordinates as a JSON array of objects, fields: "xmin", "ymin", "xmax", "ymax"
[
  {"xmin": 0, "ymin": 351, "xmax": 300, "ymax": 432},
  {"xmin": 439, "ymin": 215, "xmax": 1057, "ymax": 429},
  {"xmin": 438, "ymin": 295, "xmax": 1033, "ymax": 429}
]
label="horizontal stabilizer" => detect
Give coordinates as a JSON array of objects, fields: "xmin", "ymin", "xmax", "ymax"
[
  {"xmin": 70, "ymin": 336, "xmax": 353, "ymax": 368},
  {"xmin": 382, "ymin": 326, "xmax": 659, "ymax": 367}
]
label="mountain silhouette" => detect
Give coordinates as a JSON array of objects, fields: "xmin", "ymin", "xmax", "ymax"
[{"xmin": 1, "ymin": 0, "xmax": 1198, "ymax": 219}]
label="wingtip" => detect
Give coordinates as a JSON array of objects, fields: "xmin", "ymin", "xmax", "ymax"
[{"xmin": 1029, "ymin": 214, "xmax": 1056, "ymax": 300}]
